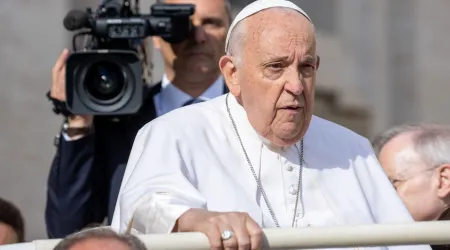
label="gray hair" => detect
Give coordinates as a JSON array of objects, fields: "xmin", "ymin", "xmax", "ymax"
[
  {"xmin": 372, "ymin": 123, "xmax": 450, "ymax": 169},
  {"xmin": 372, "ymin": 124, "xmax": 424, "ymax": 156},
  {"xmin": 226, "ymin": 19, "xmax": 245, "ymax": 64},
  {"xmin": 52, "ymin": 227, "xmax": 147, "ymax": 250}
]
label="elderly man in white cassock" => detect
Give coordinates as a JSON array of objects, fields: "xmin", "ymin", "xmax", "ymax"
[{"xmin": 112, "ymin": 1, "xmax": 431, "ymax": 249}]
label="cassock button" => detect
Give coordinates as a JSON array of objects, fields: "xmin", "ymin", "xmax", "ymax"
[
  {"xmin": 289, "ymin": 185, "xmax": 298, "ymax": 195},
  {"xmin": 286, "ymin": 165, "xmax": 294, "ymax": 172}
]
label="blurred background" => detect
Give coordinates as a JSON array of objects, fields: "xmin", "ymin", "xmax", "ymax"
[{"xmin": 0, "ymin": 0, "xmax": 449, "ymax": 241}]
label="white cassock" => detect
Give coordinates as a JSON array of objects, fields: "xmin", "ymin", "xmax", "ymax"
[{"xmin": 111, "ymin": 94, "xmax": 430, "ymax": 250}]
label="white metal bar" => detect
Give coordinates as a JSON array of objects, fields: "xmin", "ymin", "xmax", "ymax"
[{"xmin": 22, "ymin": 221, "xmax": 450, "ymax": 250}]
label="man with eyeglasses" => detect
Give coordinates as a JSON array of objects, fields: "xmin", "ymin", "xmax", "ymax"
[{"xmin": 372, "ymin": 124, "xmax": 450, "ymax": 250}]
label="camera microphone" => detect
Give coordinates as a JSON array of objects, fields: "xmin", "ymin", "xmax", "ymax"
[{"xmin": 63, "ymin": 10, "xmax": 91, "ymax": 31}]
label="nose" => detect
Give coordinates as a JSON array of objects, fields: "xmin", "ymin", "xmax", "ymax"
[
  {"xmin": 193, "ymin": 25, "xmax": 207, "ymax": 44},
  {"xmin": 284, "ymin": 70, "xmax": 304, "ymax": 96}
]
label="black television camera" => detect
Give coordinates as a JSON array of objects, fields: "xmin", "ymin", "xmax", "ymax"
[{"xmin": 64, "ymin": 0, "xmax": 195, "ymax": 115}]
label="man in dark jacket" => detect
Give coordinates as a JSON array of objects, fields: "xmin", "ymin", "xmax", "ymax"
[{"xmin": 45, "ymin": 0, "xmax": 232, "ymax": 238}]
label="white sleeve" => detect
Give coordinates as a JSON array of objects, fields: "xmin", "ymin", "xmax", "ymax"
[
  {"xmin": 112, "ymin": 119, "xmax": 207, "ymax": 234},
  {"xmin": 357, "ymin": 139, "xmax": 432, "ymax": 250}
]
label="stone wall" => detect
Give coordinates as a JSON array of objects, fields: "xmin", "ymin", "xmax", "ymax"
[
  {"xmin": 1, "ymin": 0, "xmax": 450, "ymax": 241},
  {"xmin": 0, "ymin": 0, "xmax": 68, "ymax": 241},
  {"xmin": 314, "ymin": 88, "xmax": 371, "ymax": 137}
]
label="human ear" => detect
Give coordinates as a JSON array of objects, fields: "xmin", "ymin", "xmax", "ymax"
[
  {"xmin": 436, "ymin": 164, "xmax": 450, "ymax": 199},
  {"xmin": 315, "ymin": 55, "xmax": 321, "ymax": 71},
  {"xmin": 219, "ymin": 55, "xmax": 240, "ymax": 97}
]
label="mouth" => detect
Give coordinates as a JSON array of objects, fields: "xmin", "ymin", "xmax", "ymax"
[{"xmin": 281, "ymin": 105, "xmax": 302, "ymax": 111}]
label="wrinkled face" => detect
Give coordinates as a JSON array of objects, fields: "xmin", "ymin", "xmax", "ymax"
[
  {"xmin": 378, "ymin": 132, "xmax": 446, "ymax": 221},
  {"xmin": 0, "ymin": 223, "xmax": 18, "ymax": 245},
  {"xmin": 221, "ymin": 8, "xmax": 319, "ymax": 146},
  {"xmin": 154, "ymin": 0, "xmax": 230, "ymax": 79}
]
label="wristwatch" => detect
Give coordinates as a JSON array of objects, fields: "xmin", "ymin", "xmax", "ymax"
[{"xmin": 54, "ymin": 122, "xmax": 92, "ymax": 147}]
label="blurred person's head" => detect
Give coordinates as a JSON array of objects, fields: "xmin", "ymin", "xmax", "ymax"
[
  {"xmin": 0, "ymin": 198, "xmax": 24, "ymax": 245},
  {"xmin": 53, "ymin": 227, "xmax": 147, "ymax": 250},
  {"xmin": 219, "ymin": 2, "xmax": 320, "ymax": 147},
  {"xmin": 372, "ymin": 124, "xmax": 450, "ymax": 221},
  {"xmin": 152, "ymin": 0, "xmax": 232, "ymax": 96}
]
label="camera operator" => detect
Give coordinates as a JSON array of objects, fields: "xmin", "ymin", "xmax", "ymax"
[{"xmin": 46, "ymin": 0, "xmax": 232, "ymax": 238}]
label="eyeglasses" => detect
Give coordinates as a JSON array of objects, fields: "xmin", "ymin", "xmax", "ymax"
[{"xmin": 390, "ymin": 167, "xmax": 436, "ymax": 188}]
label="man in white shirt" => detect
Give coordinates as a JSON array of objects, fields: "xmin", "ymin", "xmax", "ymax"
[{"xmin": 112, "ymin": 0, "xmax": 430, "ymax": 249}]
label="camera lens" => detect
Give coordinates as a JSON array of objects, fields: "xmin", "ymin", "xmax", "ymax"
[{"xmin": 83, "ymin": 62, "xmax": 126, "ymax": 103}]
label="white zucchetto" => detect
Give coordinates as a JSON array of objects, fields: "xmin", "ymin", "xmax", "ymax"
[{"xmin": 225, "ymin": 0, "xmax": 312, "ymax": 53}]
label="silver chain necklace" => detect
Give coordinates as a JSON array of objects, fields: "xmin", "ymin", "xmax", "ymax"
[{"xmin": 225, "ymin": 94, "xmax": 304, "ymax": 228}]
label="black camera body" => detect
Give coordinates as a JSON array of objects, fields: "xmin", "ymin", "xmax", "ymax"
[
  {"xmin": 65, "ymin": 0, "xmax": 195, "ymax": 115},
  {"xmin": 66, "ymin": 50, "xmax": 142, "ymax": 115}
]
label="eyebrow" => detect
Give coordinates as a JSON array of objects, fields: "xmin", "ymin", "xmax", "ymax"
[
  {"xmin": 263, "ymin": 55, "xmax": 316, "ymax": 64},
  {"xmin": 265, "ymin": 56, "xmax": 289, "ymax": 62},
  {"xmin": 201, "ymin": 17, "xmax": 226, "ymax": 26},
  {"xmin": 303, "ymin": 55, "xmax": 316, "ymax": 64}
]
